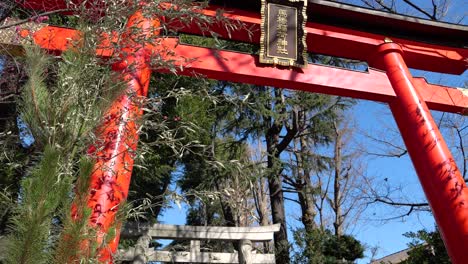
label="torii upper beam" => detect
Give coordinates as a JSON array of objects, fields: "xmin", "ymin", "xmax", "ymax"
[
  {"xmin": 1, "ymin": 23, "xmax": 466, "ymax": 113},
  {"xmin": 15, "ymin": 0, "xmax": 468, "ymax": 75}
]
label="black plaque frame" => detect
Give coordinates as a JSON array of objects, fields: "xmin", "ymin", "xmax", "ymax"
[{"xmin": 260, "ymin": 0, "xmax": 308, "ymax": 68}]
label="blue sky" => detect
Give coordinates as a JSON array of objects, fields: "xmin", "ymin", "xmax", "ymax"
[{"xmin": 341, "ymin": 0, "xmax": 467, "ymax": 24}]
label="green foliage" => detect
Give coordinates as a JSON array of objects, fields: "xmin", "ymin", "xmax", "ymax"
[
  {"xmin": 127, "ymin": 71, "xmax": 222, "ymax": 221},
  {"xmin": 180, "ymin": 34, "xmax": 258, "ymax": 54},
  {"xmin": 20, "ymin": 46, "xmax": 124, "ymax": 151},
  {"xmin": 292, "ymin": 228, "xmax": 364, "ymax": 264},
  {"xmin": 5, "ymin": 146, "xmax": 70, "ymax": 264},
  {"xmin": 19, "ymin": 47, "xmax": 51, "ymax": 147},
  {"xmin": 0, "ymin": 138, "xmax": 28, "ymax": 210},
  {"xmin": 323, "ymin": 234, "xmax": 365, "ymax": 262},
  {"xmin": 53, "ymin": 157, "xmax": 97, "ymax": 263},
  {"xmin": 401, "ymin": 228, "xmax": 450, "ymax": 264}
]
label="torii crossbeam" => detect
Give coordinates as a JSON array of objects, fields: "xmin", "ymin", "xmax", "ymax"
[{"xmin": 1, "ymin": 0, "xmax": 467, "ymax": 263}]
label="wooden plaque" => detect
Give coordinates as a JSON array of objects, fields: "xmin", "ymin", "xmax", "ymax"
[{"xmin": 260, "ymin": 0, "xmax": 308, "ymax": 68}]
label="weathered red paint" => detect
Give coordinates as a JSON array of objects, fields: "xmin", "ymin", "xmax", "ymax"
[
  {"xmin": 372, "ymin": 43, "xmax": 468, "ymax": 264},
  {"xmin": 78, "ymin": 11, "xmax": 159, "ymax": 262}
]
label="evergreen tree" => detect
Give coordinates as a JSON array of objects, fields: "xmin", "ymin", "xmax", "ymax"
[
  {"xmin": 401, "ymin": 227, "xmax": 451, "ymax": 264},
  {"xmin": 292, "ymin": 228, "xmax": 364, "ymax": 264}
]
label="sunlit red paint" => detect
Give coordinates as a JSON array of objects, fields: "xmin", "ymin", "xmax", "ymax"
[
  {"xmin": 76, "ymin": 10, "xmax": 159, "ymax": 262},
  {"xmin": 372, "ymin": 43, "xmax": 468, "ymax": 263}
]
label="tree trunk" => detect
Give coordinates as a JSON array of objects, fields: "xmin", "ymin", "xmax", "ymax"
[
  {"xmin": 333, "ymin": 122, "xmax": 343, "ymax": 238},
  {"xmin": 254, "ymin": 176, "xmax": 272, "ymax": 252},
  {"xmin": 255, "ymin": 177, "xmax": 271, "ymax": 227},
  {"xmin": 296, "ymin": 137, "xmax": 317, "ymax": 234},
  {"xmin": 216, "ymin": 181, "xmax": 238, "ymax": 227},
  {"xmin": 266, "ymin": 126, "xmax": 290, "ymax": 264},
  {"xmin": 298, "ymin": 180, "xmax": 316, "ymax": 231},
  {"xmin": 268, "ymin": 172, "xmax": 289, "ymax": 264},
  {"xmin": 264, "ymin": 89, "xmax": 301, "ymax": 264}
]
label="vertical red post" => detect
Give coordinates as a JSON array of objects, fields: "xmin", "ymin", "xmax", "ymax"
[
  {"xmin": 82, "ymin": 11, "xmax": 159, "ymax": 262},
  {"xmin": 373, "ymin": 42, "xmax": 468, "ymax": 263}
]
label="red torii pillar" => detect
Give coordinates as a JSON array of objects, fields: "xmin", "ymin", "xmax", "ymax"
[
  {"xmin": 372, "ymin": 42, "xmax": 468, "ymax": 263},
  {"xmin": 76, "ymin": 11, "xmax": 158, "ymax": 262}
]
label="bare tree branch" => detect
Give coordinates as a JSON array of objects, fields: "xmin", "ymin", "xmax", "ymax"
[
  {"xmin": 284, "ymin": 196, "xmax": 300, "ymax": 205},
  {"xmin": 431, "ymin": 0, "xmax": 438, "ymax": 19},
  {"xmin": 374, "ymin": 198, "xmax": 428, "ymax": 208},
  {"xmin": 374, "ymin": 0, "xmax": 396, "ymax": 13},
  {"xmin": 401, "ymin": 0, "xmax": 437, "ymax": 20},
  {"xmin": 455, "ymin": 125, "xmax": 467, "ymax": 179},
  {"xmin": 366, "ymin": 150, "xmax": 408, "ymax": 158}
]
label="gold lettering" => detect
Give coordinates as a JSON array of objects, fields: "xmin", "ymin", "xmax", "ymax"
[{"xmin": 276, "ymin": 9, "xmax": 288, "ymax": 55}]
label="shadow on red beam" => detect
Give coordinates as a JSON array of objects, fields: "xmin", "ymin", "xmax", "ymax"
[
  {"xmin": 415, "ymin": 79, "xmax": 468, "ymax": 114},
  {"xmin": 167, "ymin": 42, "xmax": 393, "ymax": 102},
  {"xmin": 183, "ymin": 8, "xmax": 467, "ymax": 78},
  {"xmin": 24, "ymin": 25, "xmax": 114, "ymax": 57},
  {"xmin": 33, "ymin": 26, "xmax": 80, "ymax": 53},
  {"xmin": 3, "ymin": 23, "xmax": 465, "ymax": 114},
  {"xmin": 158, "ymin": 39, "xmax": 467, "ymax": 114},
  {"xmin": 178, "ymin": 6, "xmax": 467, "ymax": 75}
]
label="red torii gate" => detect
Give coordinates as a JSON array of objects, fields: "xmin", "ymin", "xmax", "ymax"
[{"xmin": 1, "ymin": 0, "xmax": 467, "ymax": 263}]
